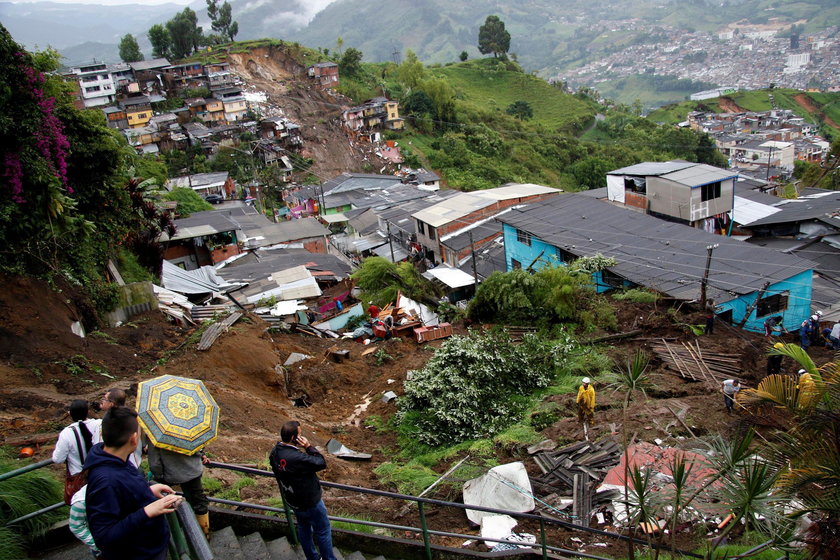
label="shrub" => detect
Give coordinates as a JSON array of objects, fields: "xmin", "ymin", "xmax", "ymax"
[
  {"xmin": 397, "ymin": 332, "xmax": 567, "ymax": 446},
  {"xmin": 613, "ymin": 288, "xmax": 660, "ymax": 304}
]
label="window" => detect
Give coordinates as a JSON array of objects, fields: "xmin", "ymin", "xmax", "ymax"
[
  {"xmin": 557, "ymin": 248, "xmax": 575, "ymax": 263},
  {"xmin": 416, "ymin": 220, "xmax": 425, "ymax": 236},
  {"xmin": 601, "ymin": 269, "xmax": 624, "ymax": 288},
  {"xmin": 700, "ymin": 181, "xmax": 722, "ymax": 202},
  {"xmin": 428, "ymin": 226, "xmax": 437, "ymax": 241},
  {"xmin": 516, "ymin": 229, "xmax": 532, "ymax": 246},
  {"xmin": 511, "ymin": 258, "xmax": 522, "ymax": 270},
  {"xmin": 756, "ymin": 292, "xmax": 788, "ymax": 317},
  {"xmin": 84, "ymin": 86, "xmax": 101, "ymax": 93}
]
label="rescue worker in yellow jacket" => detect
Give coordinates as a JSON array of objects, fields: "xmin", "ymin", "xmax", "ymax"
[{"xmin": 576, "ymin": 377, "xmax": 596, "ymax": 434}]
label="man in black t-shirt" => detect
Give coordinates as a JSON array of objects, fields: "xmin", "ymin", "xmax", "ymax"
[{"xmin": 269, "ymin": 421, "xmax": 337, "ymax": 560}]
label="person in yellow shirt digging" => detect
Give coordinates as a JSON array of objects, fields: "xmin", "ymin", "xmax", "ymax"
[{"xmin": 576, "ymin": 377, "xmax": 596, "ymax": 440}]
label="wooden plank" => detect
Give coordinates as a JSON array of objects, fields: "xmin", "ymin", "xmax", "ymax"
[{"xmin": 197, "ymin": 312, "xmax": 242, "ymax": 350}]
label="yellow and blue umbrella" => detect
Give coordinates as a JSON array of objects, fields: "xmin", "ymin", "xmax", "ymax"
[{"xmin": 136, "ymin": 375, "xmax": 219, "ymax": 455}]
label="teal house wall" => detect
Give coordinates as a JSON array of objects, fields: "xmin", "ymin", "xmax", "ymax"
[{"xmin": 502, "ymin": 224, "xmax": 813, "ymax": 333}]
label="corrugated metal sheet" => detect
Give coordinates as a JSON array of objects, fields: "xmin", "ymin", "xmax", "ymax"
[
  {"xmin": 608, "ymin": 161, "xmax": 694, "ymax": 176},
  {"xmin": 413, "ymin": 184, "xmax": 559, "ymax": 227},
  {"xmin": 733, "ymin": 196, "xmax": 782, "ymax": 226},
  {"xmin": 661, "ymin": 165, "xmax": 738, "ymax": 188}
]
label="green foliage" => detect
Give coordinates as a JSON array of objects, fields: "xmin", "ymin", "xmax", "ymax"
[
  {"xmin": 116, "ymin": 249, "xmax": 155, "ymax": 283},
  {"xmin": 398, "ymin": 332, "xmax": 567, "ymax": 446},
  {"xmin": 373, "ymin": 461, "xmax": 441, "ymax": 495},
  {"xmin": 119, "ymin": 34, "xmax": 144, "ymax": 63},
  {"xmin": 506, "ymin": 100, "xmax": 533, "ymax": 120},
  {"xmin": 467, "ymin": 265, "xmax": 617, "ymax": 331},
  {"xmin": 166, "ymin": 8, "xmax": 202, "ymax": 60},
  {"xmin": 164, "ymin": 187, "xmax": 213, "ymax": 217},
  {"xmin": 459, "ymin": 51, "xmax": 468, "ymax": 62},
  {"xmin": 613, "ymin": 288, "xmax": 660, "ymax": 304},
  {"xmin": 338, "ymin": 47, "xmax": 363, "ymax": 78},
  {"xmin": 478, "ymin": 15, "xmax": 511, "ymax": 58},
  {"xmin": 351, "ymin": 257, "xmax": 441, "ymax": 308},
  {"xmin": 0, "ymin": 448, "xmax": 64, "ymax": 548},
  {"xmin": 397, "ymin": 50, "xmax": 426, "ymax": 89},
  {"xmin": 329, "ymin": 510, "xmax": 383, "ymax": 534},
  {"xmin": 148, "ymin": 24, "xmax": 171, "ymax": 59},
  {"xmin": 206, "ymin": 0, "xmax": 238, "ymax": 42},
  {"xmin": 0, "ymin": 30, "xmax": 169, "ymax": 317}
]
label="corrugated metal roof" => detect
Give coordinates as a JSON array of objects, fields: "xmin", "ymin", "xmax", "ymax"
[
  {"xmin": 412, "ymin": 184, "xmax": 558, "ymax": 227},
  {"xmin": 608, "ymin": 161, "xmax": 694, "ymax": 176},
  {"xmin": 660, "ymin": 165, "xmax": 738, "ymax": 188},
  {"xmin": 424, "ymin": 265, "xmax": 476, "ymax": 288},
  {"xmin": 498, "ymin": 194, "xmax": 813, "ymax": 302},
  {"xmin": 733, "ymin": 196, "xmax": 781, "ymax": 226},
  {"xmin": 321, "ymin": 173, "xmax": 402, "ymax": 195},
  {"xmin": 165, "ymin": 211, "xmax": 239, "ymax": 241},
  {"xmin": 746, "ymin": 191, "xmax": 840, "ymax": 227},
  {"xmin": 372, "ymin": 244, "xmax": 408, "ymax": 262}
]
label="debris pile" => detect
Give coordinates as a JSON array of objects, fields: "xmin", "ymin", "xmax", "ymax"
[
  {"xmin": 652, "ymin": 339, "xmax": 741, "ymax": 389},
  {"xmin": 530, "ymin": 440, "xmax": 623, "ymax": 526}
]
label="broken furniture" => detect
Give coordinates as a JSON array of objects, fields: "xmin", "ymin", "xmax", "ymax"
[{"xmin": 413, "ymin": 322, "xmax": 453, "ymax": 343}]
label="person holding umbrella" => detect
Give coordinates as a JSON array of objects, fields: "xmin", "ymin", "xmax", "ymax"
[
  {"xmin": 136, "ymin": 375, "xmax": 220, "ymax": 539},
  {"xmin": 147, "ymin": 444, "xmax": 211, "ymax": 536}
]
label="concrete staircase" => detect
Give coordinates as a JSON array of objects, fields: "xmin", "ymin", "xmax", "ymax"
[{"xmin": 209, "ymin": 526, "xmax": 390, "ymax": 560}]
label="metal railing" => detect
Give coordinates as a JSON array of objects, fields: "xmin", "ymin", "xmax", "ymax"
[
  {"xmin": 0, "ymin": 458, "xmax": 210, "ymax": 560},
  {"xmin": 206, "ymin": 460, "xmax": 703, "ymax": 560}
]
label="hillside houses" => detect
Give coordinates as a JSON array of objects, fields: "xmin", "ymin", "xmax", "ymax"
[
  {"xmin": 342, "ymin": 97, "xmax": 404, "ymax": 138},
  {"xmin": 307, "ymin": 62, "xmax": 339, "ymax": 89},
  {"xmin": 688, "ymin": 109, "xmax": 831, "ymax": 172}
]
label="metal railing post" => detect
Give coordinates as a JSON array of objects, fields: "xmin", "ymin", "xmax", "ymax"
[
  {"xmin": 540, "ymin": 518, "xmax": 548, "ymax": 560},
  {"xmin": 279, "ymin": 487, "xmax": 299, "ymax": 545},
  {"xmin": 166, "ymin": 511, "xmax": 189, "ymax": 558},
  {"xmin": 418, "ymin": 501, "xmax": 432, "ymax": 560},
  {"xmin": 0, "ymin": 459, "xmax": 54, "ymax": 482}
]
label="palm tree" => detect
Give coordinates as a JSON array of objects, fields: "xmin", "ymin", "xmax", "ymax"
[{"xmin": 739, "ymin": 343, "xmax": 840, "ymax": 558}]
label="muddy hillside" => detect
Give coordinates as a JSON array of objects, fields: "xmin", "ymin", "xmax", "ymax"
[{"xmin": 226, "ymin": 46, "xmax": 399, "ymax": 179}]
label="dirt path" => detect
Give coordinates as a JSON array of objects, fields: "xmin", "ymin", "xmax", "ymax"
[{"xmin": 793, "ymin": 93, "xmax": 840, "ymax": 130}]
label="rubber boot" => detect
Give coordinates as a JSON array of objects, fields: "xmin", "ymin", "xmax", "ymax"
[{"xmin": 196, "ymin": 513, "xmax": 210, "ymax": 537}]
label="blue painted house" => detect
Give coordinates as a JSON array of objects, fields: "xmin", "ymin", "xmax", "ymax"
[{"xmin": 497, "ymin": 194, "xmax": 814, "ymax": 333}]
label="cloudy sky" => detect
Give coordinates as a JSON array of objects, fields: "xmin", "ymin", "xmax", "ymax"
[{"xmin": 9, "ymin": 0, "xmax": 194, "ymax": 4}]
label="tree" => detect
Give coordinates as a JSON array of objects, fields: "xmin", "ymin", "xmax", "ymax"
[
  {"xmin": 148, "ymin": 24, "xmax": 171, "ymax": 59},
  {"xmin": 397, "ymin": 49, "xmax": 426, "ymax": 89},
  {"xmin": 338, "ymin": 47, "xmax": 363, "ymax": 78},
  {"xmin": 166, "ymin": 8, "xmax": 202, "ymax": 60},
  {"xmin": 478, "ymin": 15, "xmax": 511, "ymax": 58},
  {"xmin": 506, "ymin": 100, "xmax": 533, "ymax": 120},
  {"xmin": 206, "ymin": 0, "xmax": 238, "ymax": 42},
  {"xmin": 459, "ymin": 50, "xmax": 468, "ymax": 61},
  {"xmin": 118, "ymin": 34, "xmax": 144, "ymax": 62},
  {"xmin": 164, "ymin": 187, "xmax": 213, "ymax": 217}
]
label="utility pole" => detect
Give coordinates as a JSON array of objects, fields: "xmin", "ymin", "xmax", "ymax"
[
  {"xmin": 765, "ymin": 144, "xmax": 774, "ymax": 183},
  {"xmin": 700, "ymin": 243, "xmax": 719, "ymax": 308},
  {"xmin": 387, "ymin": 221, "xmax": 395, "ymax": 262},
  {"xmin": 469, "ymin": 231, "xmax": 479, "ymax": 287}
]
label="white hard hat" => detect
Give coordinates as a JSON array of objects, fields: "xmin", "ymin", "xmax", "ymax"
[
  {"xmin": 798, "ymin": 369, "xmax": 807, "ymax": 374},
  {"xmin": 582, "ymin": 377, "xmax": 591, "ymax": 384},
  {"xmin": 816, "ymin": 310, "xmax": 824, "ymax": 317},
  {"xmin": 811, "ymin": 315, "xmax": 818, "ymax": 321}
]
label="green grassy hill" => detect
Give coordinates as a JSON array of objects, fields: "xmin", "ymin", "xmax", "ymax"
[{"xmin": 429, "ymin": 60, "xmax": 595, "ymax": 131}]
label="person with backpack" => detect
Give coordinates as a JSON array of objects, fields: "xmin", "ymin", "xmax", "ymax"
[{"xmin": 53, "ymin": 399, "xmax": 99, "ymax": 504}]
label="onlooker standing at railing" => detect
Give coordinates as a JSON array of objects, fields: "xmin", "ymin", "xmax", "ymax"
[
  {"xmin": 53, "ymin": 399, "xmax": 99, "ymax": 504},
  {"xmin": 269, "ymin": 420, "xmax": 337, "ymax": 560}
]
